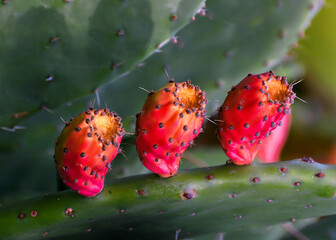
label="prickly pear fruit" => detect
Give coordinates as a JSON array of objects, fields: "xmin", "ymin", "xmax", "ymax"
[
  {"xmin": 135, "ymin": 80, "xmax": 207, "ymax": 178},
  {"xmin": 257, "ymin": 113, "xmax": 291, "ymax": 163},
  {"xmin": 217, "ymin": 71, "xmax": 295, "ymax": 165},
  {"xmin": 55, "ymin": 108, "xmax": 124, "ymax": 197}
]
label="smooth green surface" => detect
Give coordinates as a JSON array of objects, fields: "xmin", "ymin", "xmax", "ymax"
[
  {"xmin": 94, "ymin": 0, "xmax": 323, "ymax": 116},
  {"xmin": 0, "ymin": 0, "xmax": 205, "ymax": 127},
  {"xmin": 1, "ymin": 159, "xmax": 336, "ymax": 240},
  {"xmin": 0, "ymin": 0, "xmax": 322, "ymax": 128},
  {"xmin": 297, "ymin": 0, "xmax": 336, "ymax": 106}
]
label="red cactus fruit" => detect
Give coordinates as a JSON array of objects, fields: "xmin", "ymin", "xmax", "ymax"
[
  {"xmin": 217, "ymin": 71, "xmax": 295, "ymax": 165},
  {"xmin": 55, "ymin": 108, "xmax": 124, "ymax": 197},
  {"xmin": 257, "ymin": 113, "xmax": 291, "ymax": 163},
  {"xmin": 135, "ymin": 80, "xmax": 207, "ymax": 178}
]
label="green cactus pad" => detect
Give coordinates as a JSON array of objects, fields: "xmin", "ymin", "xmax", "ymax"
[
  {"xmin": 80, "ymin": 0, "xmax": 324, "ymax": 127},
  {"xmin": 1, "ymin": 159, "xmax": 336, "ymax": 240},
  {"xmin": 0, "ymin": 0, "xmax": 205, "ymax": 128}
]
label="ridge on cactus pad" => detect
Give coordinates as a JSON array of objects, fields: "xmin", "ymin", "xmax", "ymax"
[
  {"xmin": 54, "ymin": 108, "xmax": 125, "ymax": 197},
  {"xmin": 135, "ymin": 80, "xmax": 207, "ymax": 178},
  {"xmin": 217, "ymin": 71, "xmax": 295, "ymax": 165}
]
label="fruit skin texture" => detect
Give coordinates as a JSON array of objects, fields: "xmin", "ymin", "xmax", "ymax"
[
  {"xmin": 135, "ymin": 80, "xmax": 207, "ymax": 178},
  {"xmin": 55, "ymin": 108, "xmax": 124, "ymax": 197},
  {"xmin": 257, "ymin": 113, "xmax": 291, "ymax": 163},
  {"xmin": 217, "ymin": 71, "xmax": 295, "ymax": 165}
]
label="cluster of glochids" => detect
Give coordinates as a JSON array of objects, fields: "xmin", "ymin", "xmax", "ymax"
[{"xmin": 55, "ymin": 71, "xmax": 295, "ymax": 197}]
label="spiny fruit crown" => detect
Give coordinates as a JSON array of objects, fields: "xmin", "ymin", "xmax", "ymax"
[
  {"xmin": 264, "ymin": 75, "xmax": 294, "ymax": 104},
  {"xmin": 234, "ymin": 71, "xmax": 295, "ymax": 107},
  {"xmin": 174, "ymin": 80, "xmax": 206, "ymax": 111},
  {"xmin": 93, "ymin": 111, "xmax": 124, "ymax": 143}
]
